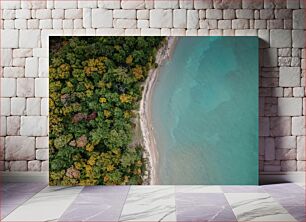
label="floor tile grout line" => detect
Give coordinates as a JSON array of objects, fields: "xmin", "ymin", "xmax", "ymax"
[
  {"xmin": 267, "ymin": 192, "xmax": 303, "ymax": 222},
  {"xmin": 224, "ymin": 192, "xmax": 299, "ymax": 222},
  {"xmin": 3, "ymin": 185, "xmax": 84, "ymax": 221},
  {"xmin": 223, "ymin": 192, "xmax": 239, "ymax": 222},
  {"xmin": 57, "ymin": 186, "xmax": 85, "ymax": 221},
  {"xmin": 2, "ymin": 183, "xmax": 48, "ymax": 220},
  {"xmin": 118, "ymin": 186, "xmax": 177, "ymax": 222},
  {"xmin": 117, "ymin": 186, "xmax": 131, "ymax": 222}
]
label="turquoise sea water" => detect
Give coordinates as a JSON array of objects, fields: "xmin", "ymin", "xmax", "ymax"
[{"xmin": 151, "ymin": 37, "xmax": 258, "ymax": 185}]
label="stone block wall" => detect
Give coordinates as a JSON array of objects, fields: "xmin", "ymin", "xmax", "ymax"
[{"xmin": 0, "ymin": 0, "xmax": 305, "ymax": 172}]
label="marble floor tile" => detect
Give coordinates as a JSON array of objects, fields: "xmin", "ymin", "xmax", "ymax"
[
  {"xmin": 270, "ymin": 192, "xmax": 305, "ymax": 206},
  {"xmin": 222, "ymin": 186, "xmax": 264, "ymax": 193},
  {"xmin": 295, "ymin": 183, "xmax": 305, "ymax": 189},
  {"xmin": 262, "ymin": 183, "xmax": 304, "ymax": 193},
  {"xmin": 59, "ymin": 186, "xmax": 130, "ymax": 221},
  {"xmin": 175, "ymin": 185, "xmax": 222, "ymax": 193},
  {"xmin": 178, "ymin": 205, "xmax": 236, "ymax": 222},
  {"xmin": 1, "ymin": 183, "xmax": 47, "ymax": 219},
  {"xmin": 81, "ymin": 185, "xmax": 130, "ymax": 194},
  {"xmin": 1, "ymin": 182, "xmax": 47, "ymax": 205},
  {"xmin": 177, "ymin": 193, "xmax": 229, "ymax": 205},
  {"xmin": 1, "ymin": 205, "xmax": 18, "ymax": 219},
  {"xmin": 283, "ymin": 205, "xmax": 305, "ymax": 222},
  {"xmin": 70, "ymin": 192, "xmax": 129, "ymax": 205},
  {"xmin": 39, "ymin": 185, "xmax": 84, "ymax": 194},
  {"xmin": 119, "ymin": 186, "xmax": 176, "ymax": 222},
  {"xmin": 1, "ymin": 193, "xmax": 35, "ymax": 205},
  {"xmin": 60, "ymin": 204, "xmax": 122, "ymax": 222},
  {"xmin": 176, "ymin": 193, "xmax": 237, "ymax": 221},
  {"xmin": 59, "ymin": 194, "xmax": 128, "ymax": 221},
  {"xmin": 1, "ymin": 182, "xmax": 47, "ymax": 193},
  {"xmin": 3, "ymin": 186, "xmax": 83, "ymax": 221},
  {"xmin": 2, "ymin": 183, "xmax": 304, "ymax": 222},
  {"xmin": 225, "ymin": 193, "xmax": 297, "ymax": 221}
]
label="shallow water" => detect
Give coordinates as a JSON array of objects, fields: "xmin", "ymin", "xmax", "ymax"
[{"xmin": 151, "ymin": 37, "xmax": 258, "ymax": 185}]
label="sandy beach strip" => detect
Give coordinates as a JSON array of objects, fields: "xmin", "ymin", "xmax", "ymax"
[{"xmin": 140, "ymin": 37, "xmax": 178, "ymax": 185}]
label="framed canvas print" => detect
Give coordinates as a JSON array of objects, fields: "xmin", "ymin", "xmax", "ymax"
[{"xmin": 49, "ymin": 36, "xmax": 258, "ymax": 185}]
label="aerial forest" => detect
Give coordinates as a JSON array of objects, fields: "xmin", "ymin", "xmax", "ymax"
[{"xmin": 49, "ymin": 36, "xmax": 164, "ymax": 185}]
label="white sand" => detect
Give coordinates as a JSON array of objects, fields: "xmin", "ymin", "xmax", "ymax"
[{"xmin": 140, "ymin": 37, "xmax": 178, "ymax": 185}]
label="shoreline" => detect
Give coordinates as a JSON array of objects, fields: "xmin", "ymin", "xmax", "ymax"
[{"xmin": 140, "ymin": 37, "xmax": 178, "ymax": 185}]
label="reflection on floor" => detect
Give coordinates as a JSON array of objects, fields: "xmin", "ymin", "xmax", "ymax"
[{"xmin": 1, "ymin": 182, "xmax": 304, "ymax": 221}]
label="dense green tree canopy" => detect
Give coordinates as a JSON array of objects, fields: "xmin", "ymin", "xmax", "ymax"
[{"xmin": 49, "ymin": 36, "xmax": 165, "ymax": 185}]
